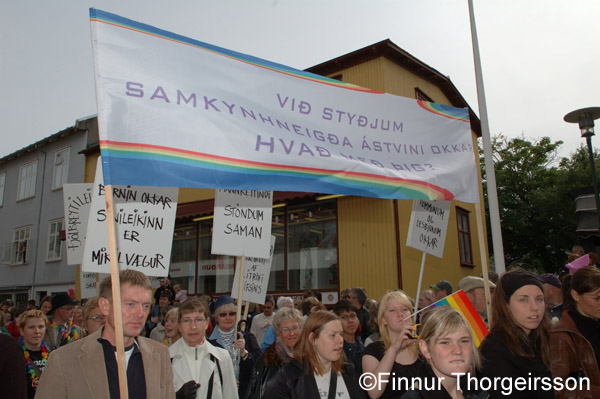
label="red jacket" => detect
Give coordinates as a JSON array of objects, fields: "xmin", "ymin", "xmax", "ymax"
[{"xmin": 6, "ymin": 320, "xmax": 19, "ymax": 340}]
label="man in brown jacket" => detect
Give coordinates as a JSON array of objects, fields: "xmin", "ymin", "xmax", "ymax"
[{"xmin": 36, "ymin": 270, "xmax": 175, "ymax": 398}]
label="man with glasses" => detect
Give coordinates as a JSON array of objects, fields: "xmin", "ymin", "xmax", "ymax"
[
  {"xmin": 37, "ymin": 270, "xmax": 175, "ymax": 398},
  {"xmin": 250, "ymin": 295, "xmax": 275, "ymax": 347},
  {"xmin": 333, "ymin": 299, "xmax": 365, "ymax": 375},
  {"xmin": 347, "ymin": 287, "xmax": 370, "ymax": 341},
  {"xmin": 43, "ymin": 293, "xmax": 82, "ymax": 351}
]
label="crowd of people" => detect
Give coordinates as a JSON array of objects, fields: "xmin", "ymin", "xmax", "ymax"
[{"xmin": 0, "ymin": 256, "xmax": 599, "ymax": 399}]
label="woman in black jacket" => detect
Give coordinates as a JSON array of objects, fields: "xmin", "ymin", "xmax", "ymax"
[
  {"xmin": 245, "ymin": 307, "xmax": 304, "ymax": 399},
  {"xmin": 265, "ymin": 310, "xmax": 366, "ymax": 399},
  {"xmin": 479, "ymin": 268, "xmax": 554, "ymax": 399}
]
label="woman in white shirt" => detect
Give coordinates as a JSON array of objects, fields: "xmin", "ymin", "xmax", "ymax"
[{"xmin": 170, "ymin": 298, "xmax": 237, "ymax": 399}]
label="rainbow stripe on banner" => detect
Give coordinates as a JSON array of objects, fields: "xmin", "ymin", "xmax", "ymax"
[{"xmin": 429, "ymin": 290, "xmax": 488, "ymax": 347}]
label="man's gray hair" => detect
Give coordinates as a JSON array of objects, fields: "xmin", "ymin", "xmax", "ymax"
[{"xmin": 277, "ymin": 296, "xmax": 294, "ymax": 309}]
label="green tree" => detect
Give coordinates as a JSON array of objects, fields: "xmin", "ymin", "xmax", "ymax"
[{"xmin": 480, "ymin": 135, "xmax": 594, "ymax": 273}]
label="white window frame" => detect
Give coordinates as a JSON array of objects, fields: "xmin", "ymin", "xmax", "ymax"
[
  {"xmin": 17, "ymin": 160, "xmax": 38, "ymax": 200},
  {"xmin": 46, "ymin": 219, "xmax": 64, "ymax": 261},
  {"xmin": 0, "ymin": 172, "xmax": 5, "ymax": 207},
  {"xmin": 12, "ymin": 225, "xmax": 31, "ymax": 265},
  {"xmin": 52, "ymin": 147, "xmax": 70, "ymax": 190}
]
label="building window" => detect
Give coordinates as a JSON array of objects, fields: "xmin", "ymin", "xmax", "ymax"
[
  {"xmin": 46, "ymin": 219, "xmax": 64, "ymax": 261},
  {"xmin": 415, "ymin": 88, "xmax": 433, "ymax": 102},
  {"xmin": 52, "ymin": 148, "xmax": 70, "ymax": 189},
  {"xmin": 456, "ymin": 207, "xmax": 474, "ymax": 266},
  {"xmin": 287, "ymin": 202, "xmax": 337, "ymax": 291},
  {"xmin": 17, "ymin": 160, "xmax": 37, "ymax": 200},
  {"xmin": 193, "ymin": 199, "xmax": 338, "ymax": 295},
  {"xmin": 12, "ymin": 226, "xmax": 31, "ymax": 265},
  {"xmin": 0, "ymin": 172, "xmax": 5, "ymax": 207},
  {"xmin": 170, "ymin": 224, "xmax": 197, "ymax": 293}
]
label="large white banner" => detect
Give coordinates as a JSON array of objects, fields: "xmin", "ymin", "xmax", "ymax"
[
  {"xmin": 90, "ymin": 9, "xmax": 479, "ymax": 203},
  {"xmin": 81, "ymin": 158, "xmax": 179, "ymax": 277}
]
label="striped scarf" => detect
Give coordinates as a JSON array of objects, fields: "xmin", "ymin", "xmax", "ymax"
[{"xmin": 217, "ymin": 327, "xmax": 240, "ymax": 379}]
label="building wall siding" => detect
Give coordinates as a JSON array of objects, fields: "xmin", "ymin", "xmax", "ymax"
[{"xmin": 337, "ymin": 196, "xmax": 398, "ymax": 300}]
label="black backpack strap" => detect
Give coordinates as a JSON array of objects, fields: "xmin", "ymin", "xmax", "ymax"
[
  {"xmin": 327, "ymin": 369, "xmax": 337, "ymax": 399},
  {"xmin": 207, "ymin": 353, "xmax": 224, "ymax": 399}
]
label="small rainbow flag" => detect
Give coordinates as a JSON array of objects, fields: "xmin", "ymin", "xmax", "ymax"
[{"xmin": 429, "ymin": 290, "xmax": 488, "ymax": 347}]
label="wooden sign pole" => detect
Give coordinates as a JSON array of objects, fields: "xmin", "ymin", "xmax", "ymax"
[
  {"xmin": 234, "ymin": 256, "xmax": 245, "ymax": 336},
  {"xmin": 105, "ymin": 185, "xmax": 129, "ymax": 399}
]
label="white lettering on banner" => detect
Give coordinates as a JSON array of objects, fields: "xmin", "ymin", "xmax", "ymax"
[
  {"xmin": 90, "ymin": 10, "xmax": 480, "ymax": 203},
  {"xmin": 81, "ymin": 158, "xmax": 178, "ymax": 277},
  {"xmin": 406, "ymin": 200, "xmax": 452, "ymax": 258}
]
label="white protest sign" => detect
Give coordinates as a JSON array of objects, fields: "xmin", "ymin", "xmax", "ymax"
[
  {"xmin": 406, "ymin": 200, "xmax": 451, "ymax": 258},
  {"xmin": 63, "ymin": 184, "xmax": 94, "ymax": 265},
  {"xmin": 80, "ymin": 271, "xmax": 99, "ymax": 298},
  {"xmin": 82, "ymin": 158, "xmax": 179, "ymax": 276},
  {"xmin": 212, "ymin": 189, "xmax": 273, "ymax": 258},
  {"xmin": 231, "ymin": 236, "xmax": 276, "ymax": 304}
]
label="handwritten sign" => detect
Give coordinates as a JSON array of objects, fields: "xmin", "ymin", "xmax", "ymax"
[
  {"xmin": 406, "ymin": 200, "xmax": 451, "ymax": 258},
  {"xmin": 231, "ymin": 236, "xmax": 276, "ymax": 304},
  {"xmin": 62, "ymin": 184, "xmax": 94, "ymax": 265},
  {"xmin": 212, "ymin": 189, "xmax": 273, "ymax": 258},
  {"xmin": 82, "ymin": 158, "xmax": 179, "ymax": 277},
  {"xmin": 81, "ymin": 272, "xmax": 99, "ymax": 298}
]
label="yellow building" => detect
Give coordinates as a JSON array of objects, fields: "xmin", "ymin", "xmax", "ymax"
[{"xmin": 82, "ymin": 39, "xmax": 488, "ymax": 303}]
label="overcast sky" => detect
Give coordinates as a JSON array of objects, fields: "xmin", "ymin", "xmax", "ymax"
[{"xmin": 2, "ymin": 1, "xmax": 599, "ymax": 160}]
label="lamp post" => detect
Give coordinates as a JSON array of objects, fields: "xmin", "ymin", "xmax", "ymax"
[{"xmin": 564, "ymin": 107, "xmax": 600, "ymax": 235}]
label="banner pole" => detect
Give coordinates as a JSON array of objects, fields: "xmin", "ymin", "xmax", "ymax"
[
  {"xmin": 105, "ymin": 185, "xmax": 129, "ymax": 399},
  {"xmin": 468, "ymin": 0, "xmax": 505, "ymax": 275},
  {"xmin": 235, "ymin": 256, "xmax": 245, "ymax": 336},
  {"xmin": 414, "ymin": 252, "xmax": 427, "ymax": 324},
  {"xmin": 242, "ymin": 301, "xmax": 250, "ymax": 328},
  {"xmin": 475, "ymin": 202, "xmax": 493, "ymax": 326}
]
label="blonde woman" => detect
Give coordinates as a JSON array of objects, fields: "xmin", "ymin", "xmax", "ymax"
[
  {"xmin": 151, "ymin": 307, "xmax": 181, "ymax": 346},
  {"xmin": 362, "ymin": 290, "xmax": 422, "ymax": 399},
  {"xmin": 400, "ymin": 306, "xmax": 487, "ymax": 399}
]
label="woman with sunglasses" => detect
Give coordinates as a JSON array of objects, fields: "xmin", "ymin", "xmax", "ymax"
[
  {"xmin": 265, "ymin": 310, "xmax": 366, "ymax": 399},
  {"xmin": 245, "ymin": 307, "xmax": 304, "ymax": 399},
  {"xmin": 209, "ymin": 295, "xmax": 261, "ymax": 399}
]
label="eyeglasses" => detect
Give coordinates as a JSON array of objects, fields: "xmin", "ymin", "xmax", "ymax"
[
  {"xmin": 281, "ymin": 326, "xmax": 300, "ymax": 334},
  {"xmin": 218, "ymin": 312, "xmax": 236, "ymax": 318},
  {"xmin": 181, "ymin": 317, "xmax": 207, "ymax": 325},
  {"xmin": 340, "ymin": 314, "xmax": 358, "ymax": 321},
  {"xmin": 88, "ymin": 316, "xmax": 104, "ymax": 322}
]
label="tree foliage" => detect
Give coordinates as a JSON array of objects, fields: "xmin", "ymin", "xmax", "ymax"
[{"xmin": 480, "ymin": 135, "xmax": 598, "ymax": 273}]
